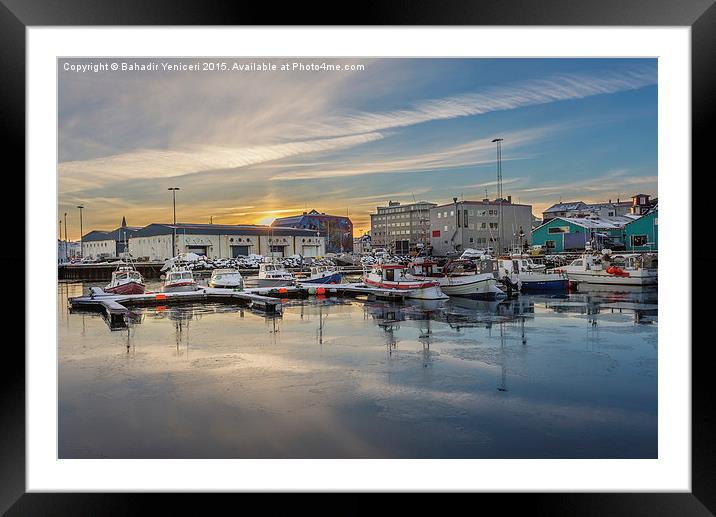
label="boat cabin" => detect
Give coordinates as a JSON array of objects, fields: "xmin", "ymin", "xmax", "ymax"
[
  {"xmin": 112, "ymin": 268, "xmax": 143, "ymax": 283},
  {"xmin": 369, "ymin": 264, "xmax": 411, "ymax": 282},
  {"xmin": 408, "ymin": 260, "xmax": 442, "ymax": 277},
  {"xmin": 166, "ymin": 269, "xmax": 194, "ymax": 282}
]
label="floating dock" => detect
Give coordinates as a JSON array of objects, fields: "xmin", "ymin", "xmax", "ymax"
[
  {"xmin": 68, "ymin": 282, "xmax": 451, "ymax": 329},
  {"xmin": 68, "ymin": 287, "xmax": 286, "ymax": 327}
]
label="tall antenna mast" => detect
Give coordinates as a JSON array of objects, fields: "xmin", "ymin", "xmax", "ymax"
[{"xmin": 492, "ymin": 138, "xmax": 504, "ymax": 254}]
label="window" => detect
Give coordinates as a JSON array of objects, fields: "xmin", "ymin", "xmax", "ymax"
[
  {"xmin": 545, "ymin": 240, "xmax": 556, "ymax": 249},
  {"xmin": 464, "ymin": 210, "xmax": 468, "ymax": 227},
  {"xmin": 548, "ymin": 226, "xmax": 569, "ymax": 234},
  {"xmin": 437, "ymin": 212, "xmax": 441, "ymax": 219},
  {"xmin": 631, "ymin": 235, "xmax": 648, "ymax": 247}
]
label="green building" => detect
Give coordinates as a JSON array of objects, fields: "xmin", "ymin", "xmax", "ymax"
[
  {"xmin": 531, "ymin": 216, "xmax": 634, "ymax": 253},
  {"xmin": 624, "ymin": 207, "xmax": 658, "ymax": 251}
]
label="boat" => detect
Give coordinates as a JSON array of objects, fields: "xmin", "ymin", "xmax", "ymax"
[
  {"xmin": 105, "ymin": 264, "xmax": 145, "ymax": 295},
  {"xmin": 497, "ymin": 256, "xmax": 568, "ymax": 292},
  {"xmin": 244, "ymin": 259, "xmax": 296, "ymax": 288},
  {"xmin": 554, "ymin": 251, "xmax": 657, "ymax": 286},
  {"xmin": 163, "ymin": 265, "xmax": 199, "ymax": 292},
  {"xmin": 298, "ymin": 265, "xmax": 343, "ymax": 284},
  {"xmin": 208, "ymin": 268, "xmax": 243, "ymax": 289},
  {"xmin": 406, "ymin": 258, "xmax": 505, "ymax": 299},
  {"xmin": 361, "ymin": 262, "xmax": 447, "ymax": 300}
]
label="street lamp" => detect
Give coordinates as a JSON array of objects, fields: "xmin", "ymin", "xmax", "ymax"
[
  {"xmin": 77, "ymin": 205, "xmax": 84, "ymax": 259},
  {"xmin": 168, "ymin": 188, "xmax": 180, "ymax": 256},
  {"xmin": 63, "ymin": 212, "xmax": 68, "ymax": 263}
]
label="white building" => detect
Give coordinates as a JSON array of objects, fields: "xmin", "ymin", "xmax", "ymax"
[
  {"xmin": 128, "ymin": 223, "xmax": 326, "ymax": 261},
  {"xmin": 81, "ymin": 221, "xmax": 142, "ymax": 260},
  {"xmin": 430, "ymin": 197, "xmax": 533, "ymax": 256}
]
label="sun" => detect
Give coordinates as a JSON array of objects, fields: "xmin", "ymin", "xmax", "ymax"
[{"xmin": 258, "ymin": 216, "xmax": 276, "ymax": 226}]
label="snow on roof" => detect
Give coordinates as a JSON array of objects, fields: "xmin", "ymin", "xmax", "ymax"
[
  {"xmin": 544, "ymin": 202, "xmax": 587, "ymax": 212},
  {"xmin": 558, "ymin": 215, "xmax": 636, "ymax": 229}
]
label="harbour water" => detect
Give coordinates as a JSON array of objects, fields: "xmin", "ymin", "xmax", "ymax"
[{"xmin": 58, "ymin": 281, "xmax": 657, "ymax": 458}]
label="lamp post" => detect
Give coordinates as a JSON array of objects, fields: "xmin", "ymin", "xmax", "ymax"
[
  {"xmin": 168, "ymin": 187, "xmax": 180, "ymax": 256},
  {"xmin": 63, "ymin": 212, "xmax": 68, "ymax": 263},
  {"xmin": 77, "ymin": 205, "xmax": 84, "ymax": 259}
]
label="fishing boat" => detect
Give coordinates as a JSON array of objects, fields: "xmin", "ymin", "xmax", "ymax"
[
  {"xmin": 208, "ymin": 268, "xmax": 243, "ymax": 289},
  {"xmin": 298, "ymin": 265, "xmax": 343, "ymax": 284},
  {"xmin": 105, "ymin": 264, "xmax": 145, "ymax": 295},
  {"xmin": 362, "ymin": 262, "xmax": 447, "ymax": 300},
  {"xmin": 406, "ymin": 258, "xmax": 505, "ymax": 299},
  {"xmin": 244, "ymin": 259, "xmax": 295, "ymax": 288},
  {"xmin": 497, "ymin": 256, "xmax": 568, "ymax": 292},
  {"xmin": 554, "ymin": 252, "xmax": 657, "ymax": 286},
  {"xmin": 163, "ymin": 265, "xmax": 199, "ymax": 292}
]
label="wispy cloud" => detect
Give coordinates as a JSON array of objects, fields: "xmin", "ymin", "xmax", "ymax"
[
  {"xmin": 301, "ymin": 66, "xmax": 657, "ymax": 138},
  {"xmin": 59, "ymin": 132, "xmax": 384, "ymax": 194}
]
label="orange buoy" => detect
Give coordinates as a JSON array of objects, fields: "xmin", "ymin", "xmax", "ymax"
[
  {"xmin": 155, "ymin": 293, "xmax": 167, "ymax": 300},
  {"xmin": 316, "ymin": 287, "xmax": 326, "ymax": 295},
  {"xmin": 278, "ymin": 287, "xmax": 288, "ymax": 293}
]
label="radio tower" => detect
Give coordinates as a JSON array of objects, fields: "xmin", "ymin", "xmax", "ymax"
[{"xmin": 492, "ymin": 138, "xmax": 504, "ymax": 254}]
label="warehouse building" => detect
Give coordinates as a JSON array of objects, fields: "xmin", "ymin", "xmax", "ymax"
[
  {"xmin": 128, "ymin": 223, "xmax": 326, "ymax": 261},
  {"xmin": 370, "ymin": 200, "xmax": 436, "ymax": 254},
  {"xmin": 531, "ymin": 214, "xmax": 638, "ymax": 253},
  {"xmin": 81, "ymin": 218, "xmax": 142, "ymax": 260},
  {"xmin": 272, "ymin": 209, "xmax": 353, "ymax": 253},
  {"xmin": 429, "ymin": 197, "xmax": 533, "ymax": 256},
  {"xmin": 625, "ymin": 206, "xmax": 658, "ymax": 251}
]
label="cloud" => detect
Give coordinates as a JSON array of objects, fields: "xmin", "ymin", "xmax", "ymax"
[
  {"xmin": 59, "ymin": 132, "xmax": 385, "ymax": 194},
  {"xmin": 300, "ymin": 66, "xmax": 657, "ymax": 138}
]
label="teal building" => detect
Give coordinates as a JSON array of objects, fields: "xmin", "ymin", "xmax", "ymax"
[
  {"xmin": 531, "ymin": 216, "xmax": 632, "ymax": 253},
  {"xmin": 624, "ymin": 207, "xmax": 658, "ymax": 251}
]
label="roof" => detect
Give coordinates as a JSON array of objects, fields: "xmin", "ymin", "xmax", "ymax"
[
  {"xmin": 131, "ymin": 223, "xmax": 323, "ymax": 238},
  {"xmin": 82, "ymin": 226, "xmax": 142, "ymax": 242},
  {"xmin": 272, "ymin": 210, "xmax": 353, "ymax": 227},
  {"xmin": 432, "ymin": 199, "xmax": 531, "ymax": 209},
  {"xmin": 543, "ymin": 202, "xmax": 587, "ymax": 213},
  {"xmin": 534, "ymin": 215, "xmax": 637, "ymax": 232}
]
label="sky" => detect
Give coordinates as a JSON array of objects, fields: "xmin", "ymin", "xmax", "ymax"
[{"xmin": 58, "ymin": 58, "xmax": 657, "ymax": 240}]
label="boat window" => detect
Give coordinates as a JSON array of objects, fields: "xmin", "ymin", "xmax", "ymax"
[
  {"xmin": 182, "ymin": 272, "xmax": 192, "ymax": 280},
  {"xmin": 385, "ymin": 269, "xmax": 395, "ymax": 281}
]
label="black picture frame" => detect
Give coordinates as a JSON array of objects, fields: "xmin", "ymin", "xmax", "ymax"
[{"xmin": 3, "ymin": 0, "xmax": 712, "ymax": 513}]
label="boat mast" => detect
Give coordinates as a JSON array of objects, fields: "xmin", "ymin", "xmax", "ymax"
[{"xmin": 492, "ymin": 138, "xmax": 504, "ymax": 256}]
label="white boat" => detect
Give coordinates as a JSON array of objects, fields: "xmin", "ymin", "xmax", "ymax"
[
  {"xmin": 244, "ymin": 259, "xmax": 295, "ymax": 288},
  {"xmin": 163, "ymin": 265, "xmax": 199, "ymax": 292},
  {"xmin": 497, "ymin": 257, "xmax": 568, "ymax": 292},
  {"xmin": 208, "ymin": 268, "xmax": 243, "ymax": 289},
  {"xmin": 362, "ymin": 262, "xmax": 447, "ymax": 300},
  {"xmin": 105, "ymin": 264, "xmax": 145, "ymax": 295},
  {"xmin": 554, "ymin": 252, "xmax": 657, "ymax": 286},
  {"xmin": 406, "ymin": 258, "xmax": 504, "ymax": 299}
]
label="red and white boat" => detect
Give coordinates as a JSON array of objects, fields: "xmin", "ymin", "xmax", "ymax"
[
  {"xmin": 163, "ymin": 265, "xmax": 199, "ymax": 292},
  {"xmin": 361, "ymin": 262, "xmax": 447, "ymax": 300},
  {"xmin": 105, "ymin": 265, "xmax": 145, "ymax": 295}
]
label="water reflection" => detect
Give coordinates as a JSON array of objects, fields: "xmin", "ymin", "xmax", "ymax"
[{"xmin": 59, "ymin": 281, "xmax": 658, "ymax": 459}]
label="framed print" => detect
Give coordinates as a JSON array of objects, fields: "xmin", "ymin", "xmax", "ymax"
[{"xmin": 3, "ymin": 0, "xmax": 713, "ymax": 513}]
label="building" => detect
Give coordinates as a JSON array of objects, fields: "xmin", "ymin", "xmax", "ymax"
[
  {"xmin": 370, "ymin": 200, "xmax": 437, "ymax": 254},
  {"xmin": 58, "ymin": 240, "xmax": 81, "ymax": 263},
  {"xmin": 272, "ymin": 209, "xmax": 353, "ymax": 253},
  {"xmin": 128, "ymin": 223, "xmax": 326, "ymax": 261},
  {"xmin": 429, "ymin": 197, "xmax": 533, "ymax": 256},
  {"xmin": 353, "ymin": 234, "xmax": 372, "ymax": 254},
  {"xmin": 628, "ymin": 194, "xmax": 657, "ymax": 215},
  {"xmin": 81, "ymin": 218, "xmax": 142, "ymax": 260},
  {"xmin": 625, "ymin": 206, "xmax": 658, "ymax": 251},
  {"xmin": 542, "ymin": 199, "xmax": 633, "ymax": 222},
  {"xmin": 531, "ymin": 214, "xmax": 638, "ymax": 253}
]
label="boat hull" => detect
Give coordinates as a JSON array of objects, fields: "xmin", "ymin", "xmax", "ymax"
[
  {"xmin": 362, "ymin": 277, "xmax": 447, "ymax": 300},
  {"xmin": 564, "ymin": 271, "xmax": 657, "ymax": 286},
  {"xmin": 438, "ymin": 274, "xmax": 504, "ymax": 299},
  {"xmin": 301, "ymin": 272, "xmax": 343, "ymax": 284},
  {"xmin": 163, "ymin": 281, "xmax": 199, "ymax": 292},
  {"xmin": 244, "ymin": 278, "xmax": 295, "ymax": 288},
  {"xmin": 520, "ymin": 278, "xmax": 569, "ymax": 292},
  {"xmin": 104, "ymin": 281, "xmax": 145, "ymax": 295}
]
